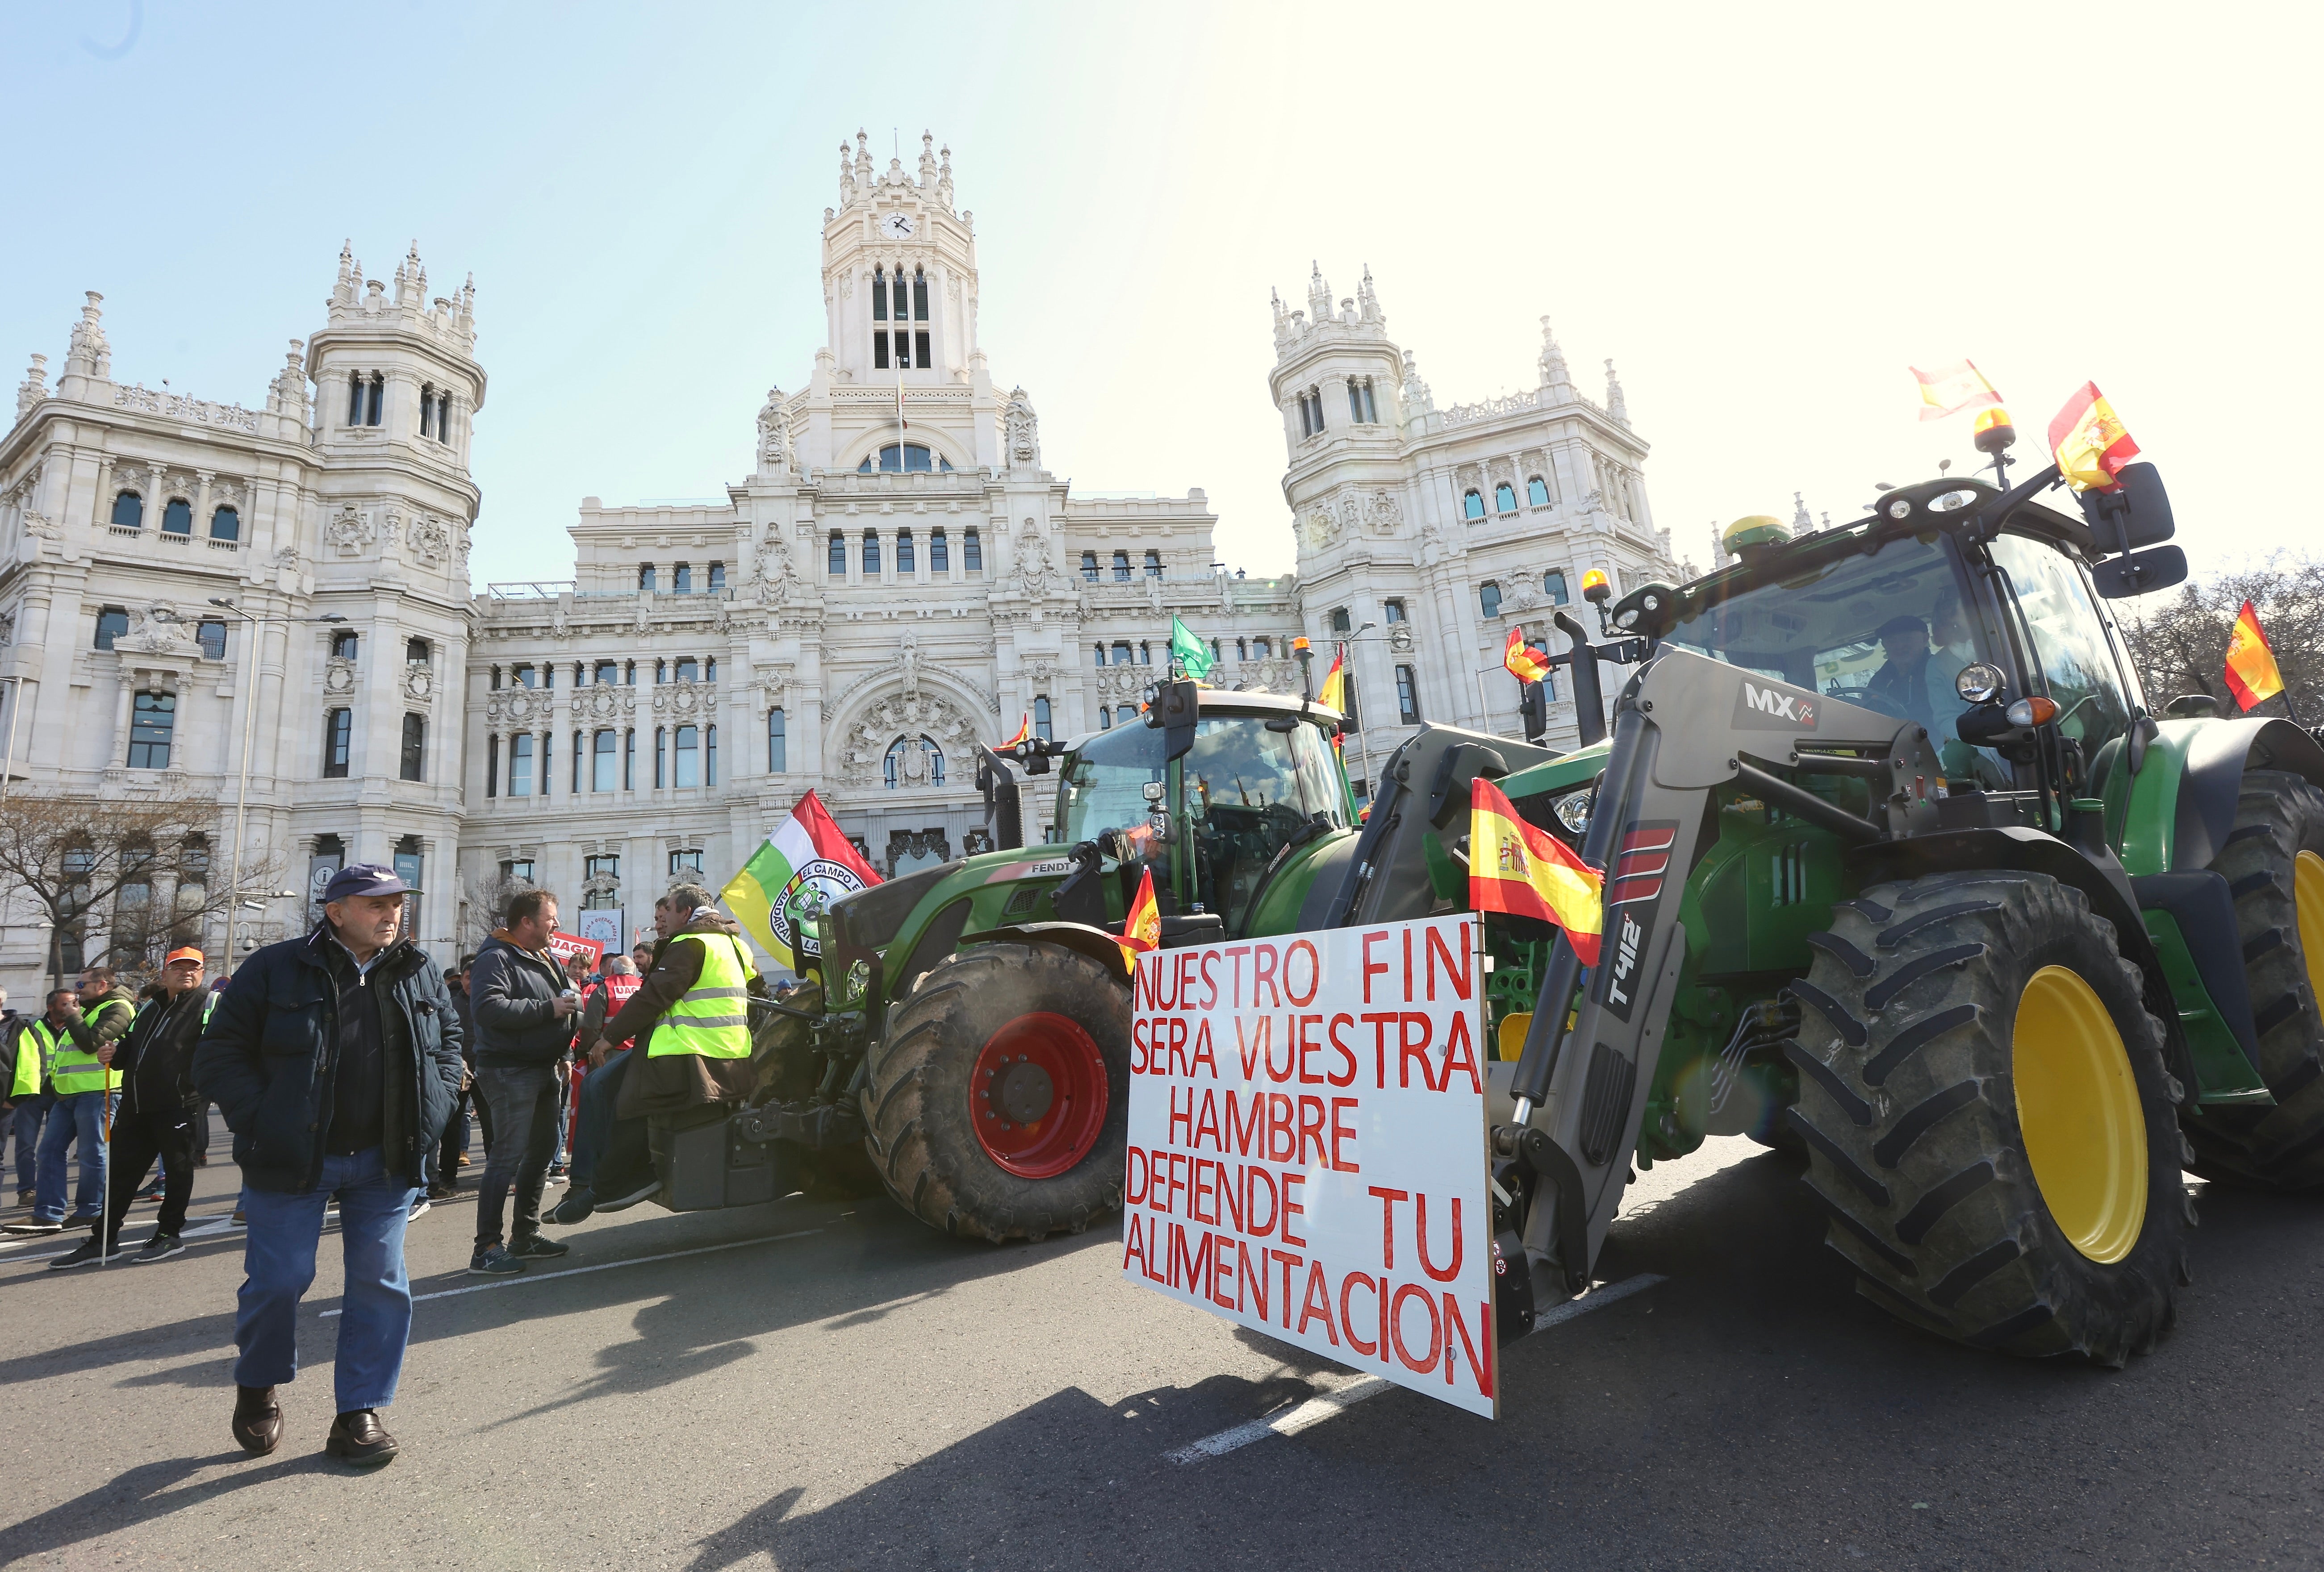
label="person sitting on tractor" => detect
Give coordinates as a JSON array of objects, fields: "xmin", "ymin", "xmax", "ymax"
[{"xmin": 1866, "ymin": 614, "xmax": 1936, "ymax": 732}]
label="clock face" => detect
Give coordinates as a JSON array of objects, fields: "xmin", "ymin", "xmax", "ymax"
[{"xmin": 882, "ymin": 213, "xmax": 915, "ymax": 239}]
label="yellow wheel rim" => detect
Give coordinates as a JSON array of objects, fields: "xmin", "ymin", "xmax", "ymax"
[
  {"xmin": 2013, "ymin": 965, "xmax": 2148, "ymax": 1264},
  {"xmin": 2295, "ymin": 850, "xmax": 2324, "ymax": 1012}
]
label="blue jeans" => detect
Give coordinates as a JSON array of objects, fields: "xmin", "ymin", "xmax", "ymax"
[
  {"xmin": 33, "ymin": 1088, "xmax": 117, "ymax": 1222},
  {"xmin": 234, "ymin": 1147, "xmax": 419, "ymax": 1413},
  {"xmin": 11, "ymin": 1093, "xmax": 50, "ymax": 1193},
  {"xmin": 571, "ymin": 1051, "xmax": 653, "ymax": 1195}
]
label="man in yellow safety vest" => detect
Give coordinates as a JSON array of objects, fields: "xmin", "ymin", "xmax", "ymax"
[
  {"xmin": 4, "ymin": 968, "xmax": 136, "ymax": 1235},
  {"xmin": 4, "ymin": 991, "xmax": 74, "ymax": 1207}
]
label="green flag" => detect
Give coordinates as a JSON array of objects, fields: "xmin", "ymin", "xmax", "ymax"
[{"xmin": 1170, "ymin": 615, "xmax": 1214, "ymax": 680}]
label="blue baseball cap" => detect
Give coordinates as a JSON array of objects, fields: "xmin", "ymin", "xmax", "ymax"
[{"xmin": 323, "ymin": 863, "xmax": 415, "ymax": 902}]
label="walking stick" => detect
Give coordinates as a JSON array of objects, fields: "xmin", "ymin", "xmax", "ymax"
[{"xmin": 99, "ymin": 1067, "xmax": 114, "ymax": 1267}]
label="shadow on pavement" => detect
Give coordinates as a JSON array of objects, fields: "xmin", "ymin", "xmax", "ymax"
[{"xmin": 0, "ymin": 1450, "xmax": 351, "ymax": 1566}]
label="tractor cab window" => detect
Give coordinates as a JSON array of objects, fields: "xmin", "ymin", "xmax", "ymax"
[
  {"xmin": 1183, "ymin": 715, "xmax": 1347, "ymax": 933},
  {"xmin": 1986, "ymin": 532, "xmax": 2136, "ymax": 779},
  {"xmin": 1663, "ymin": 533, "xmax": 2003, "ymax": 780},
  {"xmin": 1058, "ymin": 723, "xmax": 1166, "ymax": 859}
]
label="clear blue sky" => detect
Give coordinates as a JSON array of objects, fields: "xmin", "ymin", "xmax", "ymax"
[{"xmin": 5, "ymin": 2, "xmax": 2314, "ymax": 590}]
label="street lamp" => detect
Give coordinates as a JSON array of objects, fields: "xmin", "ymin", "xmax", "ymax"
[{"xmin": 208, "ymin": 598, "xmax": 346, "ymax": 967}]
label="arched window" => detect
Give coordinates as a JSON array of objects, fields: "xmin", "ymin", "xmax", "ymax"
[
  {"xmin": 110, "ymin": 491, "xmax": 142, "ymax": 530},
  {"xmin": 640, "ymin": 563, "xmax": 656, "ymax": 592},
  {"xmin": 1117, "ymin": 705, "xmax": 1141, "ymax": 726},
  {"xmin": 1098, "ymin": 707, "xmax": 1113, "ymax": 731},
  {"xmin": 1081, "ymin": 550, "xmax": 1099, "ymax": 582},
  {"xmin": 1112, "ymin": 550, "xmax": 1131, "ymax": 582},
  {"xmin": 209, "ymin": 505, "xmax": 240, "ymax": 542},
  {"xmin": 707, "ymin": 562, "xmax": 726, "ymax": 593},
  {"xmin": 1480, "ymin": 581, "xmax": 1502, "ymax": 619},
  {"xmin": 591, "ymin": 659, "xmax": 616, "ymax": 684},
  {"xmin": 896, "ymin": 529, "xmax": 916, "ymax": 574},
  {"xmin": 1544, "ymin": 569, "xmax": 1569, "ymax": 605},
  {"xmin": 674, "ymin": 725, "xmax": 701, "ymax": 788},
  {"xmin": 1527, "ymin": 476, "xmax": 1551, "ymax": 509},
  {"xmin": 1033, "ymin": 695, "xmax": 1053, "ymax": 741},
  {"xmin": 653, "ymin": 727, "xmax": 666, "ymax": 788},
  {"xmin": 162, "ymin": 498, "xmax": 193, "ymax": 535},
  {"xmin": 95, "ymin": 607, "xmax": 129, "ymax": 649},
  {"xmin": 348, "ymin": 372, "xmax": 365, "ymax": 426},
  {"xmin": 673, "ymin": 561, "xmax": 692, "ymax": 594},
  {"xmin": 674, "ymin": 657, "xmax": 699, "ymax": 683},
  {"xmin": 365, "ymin": 372, "xmax": 383, "ymax": 426},
  {"xmin": 828, "ymin": 531, "xmax": 846, "ymax": 577},
  {"xmin": 401, "ymin": 714, "xmax": 427, "ymax": 782},
  {"xmin": 1396, "ymin": 665, "xmax": 1421, "ymax": 725},
  {"xmin": 1254, "ymin": 637, "xmax": 1271, "ymax": 658},
  {"xmin": 1383, "ymin": 598, "xmax": 1406, "ymax": 624},
  {"xmin": 1296, "ymin": 388, "xmax": 1325, "ymax": 438},
  {"xmin": 930, "ymin": 529, "xmax": 949, "ymax": 572},
  {"xmin": 706, "ymin": 724, "xmax": 717, "ymax": 787},
  {"xmin": 325, "ymin": 708, "xmax": 355, "ymax": 779},
  {"xmin": 419, "ymin": 385, "xmax": 436, "ymax": 440},
  {"xmin": 1139, "ymin": 642, "xmax": 1153, "ymax": 665},
  {"xmin": 1463, "ymin": 490, "xmax": 1486, "ymax": 521},
  {"xmin": 1112, "ymin": 641, "xmax": 1133, "ymax": 666},
  {"xmin": 857, "ymin": 443, "xmax": 951, "ymax": 473},
  {"xmin": 196, "ymin": 619, "xmax": 227, "ymax": 660},
  {"xmin": 1143, "ymin": 549, "xmax": 1162, "ymax": 578},
  {"xmin": 705, "ymin": 657, "xmax": 717, "ymax": 684},
  {"xmin": 1092, "ymin": 643, "xmax": 1106, "ymax": 665},
  {"xmin": 963, "ymin": 528, "xmax": 982, "ymax": 573},
  {"xmin": 592, "ymin": 727, "xmax": 616, "ymax": 791},
  {"xmin": 331, "ymin": 631, "xmax": 359, "ymax": 661},
  {"xmin": 870, "ymin": 267, "xmax": 933, "ymax": 370},
  {"xmin": 861, "ymin": 531, "xmax": 882, "ymax": 575},
  {"xmin": 1495, "ymin": 482, "xmax": 1517, "ymax": 514},
  {"xmin": 883, "ymin": 734, "xmax": 945, "ymax": 789},
  {"xmin": 651, "ymin": 660, "xmax": 665, "ymax": 685},
  {"xmin": 767, "ymin": 707, "xmax": 786, "ymax": 772},
  {"xmin": 128, "ymin": 693, "xmax": 176, "ymax": 769},
  {"xmin": 1236, "ymin": 638, "xmax": 1248, "ymax": 661},
  {"xmin": 1329, "ymin": 606, "xmax": 1351, "ymax": 633}
]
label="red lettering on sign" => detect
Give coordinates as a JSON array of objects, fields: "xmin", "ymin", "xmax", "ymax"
[
  {"xmin": 1400, "ymin": 1012, "xmax": 1438, "ymax": 1091},
  {"xmin": 1441, "ymin": 1012, "xmax": 1480, "ymax": 1095},
  {"xmin": 1417, "ymin": 1193, "xmax": 1464, "ymax": 1282},
  {"xmin": 1403, "ymin": 928, "xmax": 1414, "ymax": 1003},
  {"xmin": 1370, "ymin": 1185, "xmax": 1408, "ymax": 1270},
  {"xmin": 1265, "ymin": 1016, "xmax": 1297, "ymax": 1083},
  {"xmin": 1237, "ymin": 1239, "xmax": 1268, "ymax": 1320},
  {"xmin": 1330, "ymin": 1098, "xmax": 1361, "ymax": 1173},
  {"xmin": 1123, "ymin": 1211, "xmax": 1149, "ymax": 1276},
  {"xmin": 1425, "ymin": 921, "xmax": 1473, "ymax": 1002},
  {"xmin": 1283, "ymin": 940, "xmax": 1320, "ymax": 1006},
  {"xmin": 1296, "ymin": 1015, "xmax": 1325, "ymax": 1085},
  {"xmin": 1363, "ymin": 1011, "xmax": 1398, "ymax": 1089},
  {"xmin": 1199, "ymin": 950, "xmax": 1220, "ymax": 1011},
  {"xmin": 1211, "ymin": 1232, "xmax": 1237, "ymax": 1309},
  {"xmin": 1391, "ymin": 1282, "xmax": 1442, "ymax": 1375},
  {"xmin": 1326, "ymin": 1014, "xmax": 1358, "ymax": 1087},
  {"xmin": 1297, "ymin": 1260, "xmax": 1340, "ymax": 1346},
  {"xmin": 1281, "ymin": 1171, "xmax": 1307, "ymax": 1247},
  {"xmin": 1225, "ymin": 1090, "xmax": 1262, "ymax": 1157},
  {"xmin": 1266, "ymin": 1094, "xmax": 1295, "ymax": 1162},
  {"xmin": 1253, "ymin": 944, "xmax": 1281, "ymax": 1008},
  {"xmin": 1245, "ymin": 1165, "xmax": 1278, "ymax": 1236},
  {"xmin": 1169, "ymin": 1085, "xmax": 1195, "ymax": 1147},
  {"xmin": 1340, "ymin": 1271, "xmax": 1379, "ymax": 1356},
  {"xmin": 1125, "ymin": 1146, "xmax": 1149, "ymax": 1205},
  {"xmin": 1362, "ymin": 930, "xmax": 1391, "ymax": 1003},
  {"xmin": 1270, "ymin": 1248, "xmax": 1304, "ymax": 1329},
  {"xmin": 1192, "ymin": 1088, "xmax": 1220, "ymax": 1152},
  {"xmin": 1189, "ymin": 1019, "xmax": 1217, "ymax": 1079},
  {"xmin": 1297, "ymin": 1097, "xmax": 1328, "ymax": 1168},
  {"xmin": 1445, "ymin": 1293, "xmax": 1493, "ymax": 1396}
]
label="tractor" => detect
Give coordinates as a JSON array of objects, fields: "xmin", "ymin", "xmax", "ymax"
[{"xmin": 660, "ymin": 442, "xmax": 2324, "ymax": 1366}]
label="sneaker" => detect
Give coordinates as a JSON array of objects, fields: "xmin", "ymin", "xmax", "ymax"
[
  {"xmin": 48, "ymin": 1237, "xmax": 119, "ymax": 1269},
  {"xmin": 594, "ymin": 1176, "xmax": 662, "ymax": 1214},
  {"xmin": 230, "ymin": 1208, "xmax": 246, "ymax": 1225},
  {"xmin": 134, "ymin": 1233, "xmax": 186, "ymax": 1263},
  {"xmin": 546, "ymin": 1188, "xmax": 596, "ymax": 1227},
  {"xmin": 425, "ymin": 1181, "xmax": 457, "ymax": 1201},
  {"xmin": 508, "ymin": 1232, "xmax": 570, "ymax": 1259},
  {"xmin": 467, "ymin": 1244, "xmax": 524, "ymax": 1276},
  {"xmin": 3, "ymin": 1218, "xmax": 62, "ymax": 1236},
  {"xmin": 138, "ymin": 1187, "xmax": 166, "ymax": 1203},
  {"xmin": 14, "ymin": 1189, "xmax": 34, "ymax": 1208},
  {"xmin": 408, "ymin": 1196, "xmax": 431, "ymax": 1222},
  {"xmin": 547, "ymin": 1162, "xmax": 568, "ymax": 1179}
]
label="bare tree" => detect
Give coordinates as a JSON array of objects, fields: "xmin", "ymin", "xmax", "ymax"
[
  {"xmin": 460, "ymin": 868, "xmax": 531, "ymax": 957},
  {"xmin": 0, "ymin": 788, "xmax": 283, "ymax": 988},
  {"xmin": 2120, "ymin": 553, "xmax": 2324, "ymax": 727}
]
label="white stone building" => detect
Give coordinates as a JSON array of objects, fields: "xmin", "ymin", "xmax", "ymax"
[{"xmin": 0, "ymin": 131, "xmax": 1677, "ymax": 991}]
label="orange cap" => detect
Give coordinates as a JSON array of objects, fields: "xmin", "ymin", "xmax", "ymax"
[{"xmin": 164, "ymin": 946, "xmax": 205, "ymax": 967}]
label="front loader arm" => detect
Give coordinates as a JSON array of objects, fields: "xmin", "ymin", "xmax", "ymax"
[{"xmin": 1499, "ymin": 648, "xmax": 1942, "ymax": 1319}]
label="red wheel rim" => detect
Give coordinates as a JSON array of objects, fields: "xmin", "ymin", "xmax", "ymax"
[{"xmin": 970, "ymin": 1012, "xmax": 1109, "ymax": 1179}]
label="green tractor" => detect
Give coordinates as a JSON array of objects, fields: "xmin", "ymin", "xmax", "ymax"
[{"xmin": 665, "ymin": 445, "xmax": 2324, "ymax": 1367}]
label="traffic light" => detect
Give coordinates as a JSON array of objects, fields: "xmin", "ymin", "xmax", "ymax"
[{"xmin": 1520, "ymin": 679, "xmax": 1547, "ymax": 742}]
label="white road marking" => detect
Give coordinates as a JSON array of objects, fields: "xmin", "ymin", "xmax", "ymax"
[
  {"xmin": 318, "ymin": 1229, "xmax": 823, "ymax": 1316},
  {"xmin": 1166, "ymin": 1272, "xmax": 1668, "ymax": 1463},
  {"xmin": 1, "ymin": 1212, "xmax": 242, "ymax": 1262}
]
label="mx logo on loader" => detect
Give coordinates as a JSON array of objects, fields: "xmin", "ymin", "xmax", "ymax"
[{"xmin": 1733, "ymin": 677, "xmax": 1820, "ymax": 731}]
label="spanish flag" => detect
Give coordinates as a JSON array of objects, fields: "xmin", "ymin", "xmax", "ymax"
[
  {"xmin": 1469, "ymin": 777, "xmax": 1602, "ymax": 966},
  {"xmin": 2224, "ymin": 600, "xmax": 2285, "ymax": 712},
  {"xmin": 998, "ymin": 713, "xmax": 1032, "ymax": 750},
  {"xmin": 1119, "ymin": 864, "xmax": 1161, "ymax": 970},
  {"xmin": 1910, "ymin": 360, "xmax": 2003, "ymax": 422},
  {"xmin": 1504, "ymin": 626, "xmax": 1551, "ymax": 686},
  {"xmin": 1317, "ymin": 643, "xmax": 1348, "ymax": 713},
  {"xmin": 2048, "ymin": 381, "xmax": 2140, "ymax": 493}
]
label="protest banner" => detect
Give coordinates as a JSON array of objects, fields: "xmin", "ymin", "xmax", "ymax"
[
  {"xmin": 545, "ymin": 930, "xmax": 606, "ymax": 972},
  {"xmin": 1123, "ymin": 915, "xmax": 1497, "ymax": 1417}
]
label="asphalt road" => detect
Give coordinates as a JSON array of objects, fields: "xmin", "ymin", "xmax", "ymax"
[{"xmin": 1, "ymin": 1126, "xmax": 2318, "ymax": 1571}]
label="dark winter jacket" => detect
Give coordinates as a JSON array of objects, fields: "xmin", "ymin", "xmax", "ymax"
[
  {"xmin": 63, "ymin": 985, "xmax": 138, "ymax": 1056},
  {"xmin": 115, "ymin": 987, "xmax": 212, "ymax": 1120},
  {"xmin": 193, "ymin": 925, "xmax": 464, "ymax": 1193},
  {"xmin": 468, "ymin": 931, "xmax": 579, "ymax": 1069},
  {"xmin": 605, "ymin": 910, "xmax": 764, "ymax": 1119}
]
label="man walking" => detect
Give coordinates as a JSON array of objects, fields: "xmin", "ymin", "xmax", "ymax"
[
  {"xmin": 5, "ymin": 969, "xmax": 134, "ymax": 1236},
  {"xmin": 50, "ymin": 948, "xmax": 215, "ymax": 1267},
  {"xmin": 428, "ymin": 965, "xmax": 477, "ymax": 1200},
  {"xmin": 467, "ymin": 889, "xmax": 579, "ymax": 1275},
  {"xmin": 194, "ymin": 865, "xmax": 463, "ymax": 1466},
  {"xmin": 3, "ymin": 991, "xmax": 67, "ymax": 1207}
]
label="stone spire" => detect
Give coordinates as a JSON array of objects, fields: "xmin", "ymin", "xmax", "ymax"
[
  {"xmin": 1306, "ymin": 261, "xmax": 1332, "ymax": 323},
  {"xmin": 268, "ymin": 339, "xmax": 309, "ymax": 422},
  {"xmin": 63, "ymin": 292, "xmax": 109, "ymax": 380},
  {"xmin": 917, "ymin": 130, "xmax": 939, "ymax": 188},
  {"xmin": 1357, "ymin": 265, "xmax": 1382, "ymax": 324},
  {"xmin": 853, "ymin": 129, "xmax": 874, "ymax": 187},
  {"xmin": 838, "ymin": 139, "xmax": 858, "ymax": 204},
  {"xmin": 394, "ymin": 241, "xmax": 426, "ymax": 308},
  {"xmin": 1605, "ymin": 358, "xmax": 1629, "ymax": 426},
  {"xmin": 334, "ymin": 240, "xmax": 360, "ymax": 309},
  {"xmin": 1538, "ymin": 317, "xmax": 1574, "ymax": 402},
  {"xmin": 17, "ymin": 353, "xmax": 47, "ymax": 420},
  {"xmin": 1793, "ymin": 491, "xmax": 1813, "ymax": 532},
  {"xmin": 1399, "ymin": 348, "xmax": 1434, "ymax": 418},
  {"xmin": 1271, "ymin": 287, "xmax": 1292, "ymax": 353},
  {"xmin": 936, "ymin": 142, "xmax": 954, "ymax": 209}
]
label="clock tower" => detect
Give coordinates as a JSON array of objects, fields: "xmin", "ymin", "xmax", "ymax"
[{"xmin": 822, "ymin": 130, "xmax": 980, "ymax": 389}]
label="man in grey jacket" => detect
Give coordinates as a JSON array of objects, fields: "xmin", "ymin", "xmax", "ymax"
[{"xmin": 464, "ymin": 890, "xmax": 578, "ymax": 1275}]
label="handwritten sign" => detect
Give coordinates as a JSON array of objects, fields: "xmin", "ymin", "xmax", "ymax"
[{"xmin": 1123, "ymin": 916, "xmax": 1496, "ymax": 1417}]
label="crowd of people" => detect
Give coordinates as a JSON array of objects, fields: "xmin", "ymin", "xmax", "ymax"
[{"xmin": 0, "ymin": 865, "xmax": 775, "ymax": 1468}]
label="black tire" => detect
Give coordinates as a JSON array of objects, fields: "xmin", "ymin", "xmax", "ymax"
[
  {"xmin": 861, "ymin": 942, "xmax": 1129, "ymax": 1242},
  {"xmin": 2183, "ymin": 769, "xmax": 2324, "ymax": 1192},
  {"xmin": 1787, "ymin": 871, "xmax": 2193, "ymax": 1365}
]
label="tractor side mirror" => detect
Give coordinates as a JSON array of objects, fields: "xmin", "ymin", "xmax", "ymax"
[
  {"xmin": 2091, "ymin": 544, "xmax": 2187, "ymax": 599},
  {"xmin": 2079, "ymin": 460, "xmax": 2174, "ymax": 552},
  {"xmin": 1154, "ymin": 679, "xmax": 1200, "ymax": 762}
]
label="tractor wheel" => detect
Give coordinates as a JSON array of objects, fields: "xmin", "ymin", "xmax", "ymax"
[
  {"xmin": 861, "ymin": 942, "xmax": 1129, "ymax": 1243},
  {"xmin": 2183, "ymin": 769, "xmax": 2324, "ymax": 1191},
  {"xmin": 1786, "ymin": 871, "xmax": 2192, "ymax": 1364}
]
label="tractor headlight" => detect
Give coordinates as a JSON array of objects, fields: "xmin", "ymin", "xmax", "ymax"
[
  {"xmin": 1955, "ymin": 662, "xmax": 2006, "ymax": 704},
  {"xmin": 841, "ymin": 958, "xmax": 870, "ymax": 1005},
  {"xmin": 1553, "ymin": 788, "xmax": 1595, "ymax": 836}
]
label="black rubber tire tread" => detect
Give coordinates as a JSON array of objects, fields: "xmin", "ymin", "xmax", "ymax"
[
  {"xmin": 2182, "ymin": 769, "xmax": 2324, "ymax": 1192},
  {"xmin": 1788, "ymin": 870, "xmax": 2190, "ymax": 1364},
  {"xmin": 860, "ymin": 942, "xmax": 1130, "ymax": 1243}
]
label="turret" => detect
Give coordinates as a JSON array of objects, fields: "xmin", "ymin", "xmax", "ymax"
[{"xmin": 1268, "ymin": 260, "xmax": 1406, "ymax": 461}]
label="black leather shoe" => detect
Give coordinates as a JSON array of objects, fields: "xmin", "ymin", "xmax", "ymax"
[
  {"xmin": 326, "ymin": 1409, "xmax": 398, "ymax": 1467},
  {"xmin": 232, "ymin": 1385, "xmax": 282, "ymax": 1456}
]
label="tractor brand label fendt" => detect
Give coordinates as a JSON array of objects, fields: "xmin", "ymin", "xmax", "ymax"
[
  {"xmin": 1732, "ymin": 677, "xmax": 1821, "ymax": 731},
  {"xmin": 1122, "ymin": 916, "xmax": 1498, "ymax": 1418}
]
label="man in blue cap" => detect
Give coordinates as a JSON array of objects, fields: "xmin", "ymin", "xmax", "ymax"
[{"xmin": 195, "ymin": 862, "xmax": 464, "ymax": 1467}]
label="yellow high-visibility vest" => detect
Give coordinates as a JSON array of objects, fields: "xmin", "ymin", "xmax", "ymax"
[
  {"xmin": 50, "ymin": 1000, "xmax": 129, "ymax": 1096},
  {"xmin": 648, "ymin": 932, "xmax": 756, "ymax": 1062},
  {"xmin": 10, "ymin": 1020, "xmax": 62, "ymax": 1098}
]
